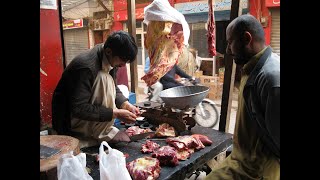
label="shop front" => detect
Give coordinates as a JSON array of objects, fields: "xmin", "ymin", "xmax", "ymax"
[
  {"xmin": 267, "ymin": 0, "xmax": 280, "ymax": 56},
  {"xmin": 249, "ymin": 0, "xmax": 280, "ymax": 56},
  {"xmin": 62, "ymin": 18, "xmax": 90, "ymax": 66},
  {"xmin": 174, "ymin": 0, "xmax": 248, "ymax": 77},
  {"xmin": 175, "ymin": 0, "xmax": 249, "ymax": 58}
]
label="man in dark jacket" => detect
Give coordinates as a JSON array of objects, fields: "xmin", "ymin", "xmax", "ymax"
[
  {"xmin": 205, "ymin": 15, "xmax": 280, "ymax": 179},
  {"xmin": 52, "ymin": 31, "xmax": 140, "ymax": 146},
  {"xmin": 160, "ymin": 64, "xmax": 193, "ymax": 90}
]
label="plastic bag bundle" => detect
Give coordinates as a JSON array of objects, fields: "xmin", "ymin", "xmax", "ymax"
[
  {"xmin": 57, "ymin": 151, "xmax": 93, "ymax": 180},
  {"xmin": 99, "ymin": 141, "xmax": 132, "ymax": 180}
]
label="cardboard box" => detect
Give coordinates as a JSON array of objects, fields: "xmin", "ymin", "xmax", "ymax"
[
  {"xmin": 200, "ymin": 75, "xmax": 218, "ymax": 84},
  {"xmin": 205, "ymin": 82, "xmax": 223, "ymax": 100},
  {"xmin": 194, "ymin": 71, "xmax": 203, "ymax": 78},
  {"xmin": 218, "ymin": 68, "xmax": 225, "ymax": 83},
  {"xmin": 208, "ymin": 92, "xmax": 219, "ymax": 100},
  {"xmin": 218, "ymin": 68, "xmax": 225, "ymax": 75}
]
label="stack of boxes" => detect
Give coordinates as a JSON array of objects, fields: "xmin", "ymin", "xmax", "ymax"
[
  {"xmin": 194, "ymin": 67, "xmax": 225, "ymax": 100},
  {"xmin": 194, "ymin": 70, "xmax": 203, "ymax": 78},
  {"xmin": 218, "ymin": 68, "xmax": 225, "ymax": 84}
]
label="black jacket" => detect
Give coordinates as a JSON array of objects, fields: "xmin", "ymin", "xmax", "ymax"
[
  {"xmin": 160, "ymin": 64, "xmax": 192, "ymax": 90},
  {"xmin": 243, "ymin": 46, "xmax": 280, "ymax": 159},
  {"xmin": 52, "ymin": 44, "xmax": 127, "ymax": 135}
]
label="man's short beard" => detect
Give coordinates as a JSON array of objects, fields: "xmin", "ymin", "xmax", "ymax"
[
  {"xmin": 233, "ymin": 45, "xmax": 249, "ymax": 65},
  {"xmin": 234, "ymin": 55, "xmax": 248, "ymax": 65}
]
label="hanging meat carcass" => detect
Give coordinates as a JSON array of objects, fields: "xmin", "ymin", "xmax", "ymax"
[
  {"xmin": 142, "ymin": 21, "xmax": 185, "ymax": 86},
  {"xmin": 207, "ymin": 0, "xmax": 216, "ymax": 56},
  {"xmin": 142, "ymin": 0, "xmax": 190, "ymax": 86}
]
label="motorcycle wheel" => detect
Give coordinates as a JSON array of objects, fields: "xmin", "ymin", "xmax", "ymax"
[{"xmin": 193, "ymin": 99, "xmax": 219, "ymax": 128}]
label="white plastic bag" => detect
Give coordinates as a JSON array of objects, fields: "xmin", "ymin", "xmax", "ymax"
[
  {"xmin": 99, "ymin": 141, "xmax": 132, "ymax": 180},
  {"xmin": 117, "ymin": 84, "xmax": 129, "ymax": 98},
  {"xmin": 143, "ymin": 0, "xmax": 190, "ymax": 46},
  {"xmin": 57, "ymin": 151, "xmax": 93, "ymax": 180}
]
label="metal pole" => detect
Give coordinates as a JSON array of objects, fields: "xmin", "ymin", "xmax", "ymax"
[{"xmin": 218, "ymin": 0, "xmax": 240, "ymax": 132}]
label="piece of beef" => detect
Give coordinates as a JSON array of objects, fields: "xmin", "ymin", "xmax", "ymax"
[
  {"xmin": 176, "ymin": 148, "xmax": 194, "ymax": 160},
  {"xmin": 191, "ymin": 134, "xmax": 213, "ymax": 146},
  {"xmin": 126, "ymin": 126, "xmax": 153, "ymax": 137},
  {"xmin": 166, "ymin": 135, "xmax": 205, "ymax": 150},
  {"xmin": 152, "ymin": 146, "xmax": 179, "ymax": 166},
  {"xmin": 141, "ymin": 140, "xmax": 160, "ymax": 154},
  {"xmin": 126, "ymin": 156, "xmax": 161, "ymax": 180},
  {"xmin": 155, "ymin": 123, "xmax": 176, "ymax": 137}
]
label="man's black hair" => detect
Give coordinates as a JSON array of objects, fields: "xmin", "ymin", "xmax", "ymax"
[
  {"xmin": 232, "ymin": 14, "xmax": 265, "ymax": 43},
  {"xmin": 103, "ymin": 31, "xmax": 138, "ymax": 63}
]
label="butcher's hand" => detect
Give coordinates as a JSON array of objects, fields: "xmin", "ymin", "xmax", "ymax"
[
  {"xmin": 191, "ymin": 77, "xmax": 200, "ymax": 85},
  {"xmin": 113, "ymin": 109, "xmax": 136, "ymax": 124},
  {"xmin": 121, "ymin": 101, "xmax": 141, "ymax": 115},
  {"xmin": 109, "ymin": 131, "xmax": 130, "ymax": 143}
]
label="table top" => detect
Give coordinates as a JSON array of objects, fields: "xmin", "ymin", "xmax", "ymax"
[
  {"xmin": 81, "ymin": 125, "xmax": 233, "ymax": 180},
  {"xmin": 40, "ymin": 135, "xmax": 80, "ymax": 172}
]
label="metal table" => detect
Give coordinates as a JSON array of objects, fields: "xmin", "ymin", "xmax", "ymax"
[{"xmin": 81, "ymin": 125, "xmax": 233, "ymax": 180}]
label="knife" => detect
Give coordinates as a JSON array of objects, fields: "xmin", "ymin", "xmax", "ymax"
[
  {"xmin": 129, "ymin": 131, "xmax": 156, "ymax": 142},
  {"xmin": 40, "ymin": 145, "xmax": 61, "ymax": 159}
]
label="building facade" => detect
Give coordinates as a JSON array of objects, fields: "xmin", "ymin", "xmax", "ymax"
[{"xmin": 249, "ymin": 0, "xmax": 280, "ymax": 56}]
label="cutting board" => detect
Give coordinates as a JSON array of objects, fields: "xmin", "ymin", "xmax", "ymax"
[{"xmin": 40, "ymin": 135, "xmax": 80, "ymax": 180}]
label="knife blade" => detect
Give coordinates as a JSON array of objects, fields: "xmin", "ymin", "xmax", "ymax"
[
  {"xmin": 129, "ymin": 131, "xmax": 156, "ymax": 142},
  {"xmin": 40, "ymin": 145, "xmax": 61, "ymax": 159}
]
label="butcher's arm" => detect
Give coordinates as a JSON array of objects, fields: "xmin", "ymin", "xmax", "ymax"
[
  {"xmin": 161, "ymin": 71, "xmax": 178, "ymax": 83},
  {"xmin": 176, "ymin": 65, "xmax": 192, "ymax": 79},
  {"xmin": 70, "ymin": 69, "xmax": 113, "ymax": 122}
]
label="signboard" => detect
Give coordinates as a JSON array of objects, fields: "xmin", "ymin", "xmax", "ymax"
[
  {"xmin": 265, "ymin": 0, "xmax": 280, "ymax": 7},
  {"xmin": 114, "ymin": 8, "xmax": 144, "ymax": 21},
  {"xmin": 63, "ymin": 19, "xmax": 83, "ymax": 30},
  {"xmin": 174, "ymin": 0, "xmax": 248, "ymax": 14},
  {"xmin": 40, "ymin": 0, "xmax": 57, "ymax": 10}
]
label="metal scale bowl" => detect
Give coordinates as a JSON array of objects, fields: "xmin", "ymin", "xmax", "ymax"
[{"xmin": 136, "ymin": 86, "xmax": 209, "ymax": 134}]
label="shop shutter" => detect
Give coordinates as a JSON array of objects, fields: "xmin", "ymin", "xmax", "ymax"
[
  {"xmin": 63, "ymin": 28, "xmax": 89, "ymax": 66},
  {"xmin": 191, "ymin": 23, "xmax": 209, "ymax": 58},
  {"xmin": 270, "ymin": 9, "xmax": 280, "ymax": 56}
]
